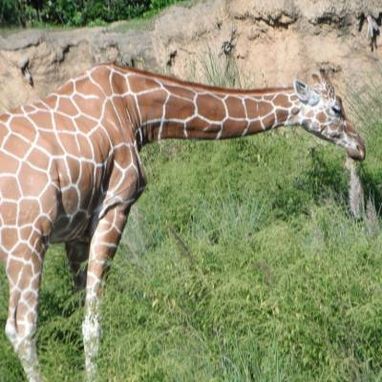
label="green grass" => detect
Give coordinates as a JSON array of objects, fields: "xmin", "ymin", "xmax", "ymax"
[{"xmin": 1, "ymin": 62, "xmax": 382, "ymax": 381}]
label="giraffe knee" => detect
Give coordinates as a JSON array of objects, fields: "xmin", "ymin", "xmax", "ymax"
[
  {"xmin": 6, "ymin": 319, "xmax": 40, "ymax": 382},
  {"xmin": 5, "ymin": 319, "xmax": 17, "ymax": 349},
  {"xmin": 5, "ymin": 318, "xmax": 37, "ymax": 352}
]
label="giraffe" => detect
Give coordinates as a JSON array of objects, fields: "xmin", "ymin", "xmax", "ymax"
[{"xmin": 0, "ymin": 64, "xmax": 365, "ymax": 381}]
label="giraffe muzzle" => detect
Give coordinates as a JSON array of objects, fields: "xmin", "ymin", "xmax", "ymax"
[{"xmin": 346, "ymin": 139, "xmax": 366, "ymax": 161}]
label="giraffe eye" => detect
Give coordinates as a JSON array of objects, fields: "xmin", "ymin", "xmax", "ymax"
[{"xmin": 331, "ymin": 105, "xmax": 341, "ymax": 115}]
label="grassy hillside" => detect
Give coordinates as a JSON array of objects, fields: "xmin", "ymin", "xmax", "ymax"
[{"xmin": 1, "ymin": 64, "xmax": 382, "ymax": 381}]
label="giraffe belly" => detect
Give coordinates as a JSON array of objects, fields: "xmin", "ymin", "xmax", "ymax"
[
  {"xmin": 49, "ymin": 154, "xmax": 108, "ymax": 243},
  {"xmin": 49, "ymin": 182, "xmax": 104, "ymax": 243},
  {"xmin": 49, "ymin": 210, "xmax": 93, "ymax": 243}
]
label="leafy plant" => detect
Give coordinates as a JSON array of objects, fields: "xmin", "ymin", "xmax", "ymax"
[{"xmin": 0, "ymin": 0, "xmax": 184, "ymax": 27}]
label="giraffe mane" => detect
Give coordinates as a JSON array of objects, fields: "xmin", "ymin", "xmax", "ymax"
[{"xmin": 107, "ymin": 63, "xmax": 294, "ymax": 95}]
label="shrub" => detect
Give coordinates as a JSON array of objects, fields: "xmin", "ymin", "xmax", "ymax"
[{"xmin": 0, "ymin": 0, "xmax": 183, "ymax": 27}]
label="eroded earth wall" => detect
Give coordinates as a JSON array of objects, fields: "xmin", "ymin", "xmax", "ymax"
[{"xmin": 0, "ymin": 0, "xmax": 381, "ymax": 112}]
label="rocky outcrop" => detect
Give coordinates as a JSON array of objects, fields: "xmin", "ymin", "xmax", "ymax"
[
  {"xmin": 0, "ymin": 0, "xmax": 381, "ymax": 112},
  {"xmin": 0, "ymin": 51, "xmax": 37, "ymax": 111}
]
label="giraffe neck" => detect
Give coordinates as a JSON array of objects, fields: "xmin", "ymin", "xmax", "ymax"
[{"xmin": 120, "ymin": 67, "xmax": 299, "ymax": 145}]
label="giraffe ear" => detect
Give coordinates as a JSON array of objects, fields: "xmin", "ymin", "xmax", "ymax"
[{"xmin": 294, "ymin": 80, "xmax": 320, "ymax": 106}]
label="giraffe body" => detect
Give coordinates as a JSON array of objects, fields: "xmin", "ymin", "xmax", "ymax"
[{"xmin": 0, "ymin": 64, "xmax": 364, "ymax": 381}]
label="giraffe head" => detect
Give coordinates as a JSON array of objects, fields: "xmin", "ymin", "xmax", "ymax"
[{"xmin": 292, "ymin": 72, "xmax": 365, "ymax": 161}]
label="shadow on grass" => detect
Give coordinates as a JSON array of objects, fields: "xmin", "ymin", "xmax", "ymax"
[{"xmin": 272, "ymin": 147, "xmax": 350, "ymax": 220}]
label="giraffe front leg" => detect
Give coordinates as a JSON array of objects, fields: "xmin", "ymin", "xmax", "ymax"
[
  {"xmin": 5, "ymin": 241, "xmax": 45, "ymax": 382},
  {"xmin": 82, "ymin": 206, "xmax": 129, "ymax": 381}
]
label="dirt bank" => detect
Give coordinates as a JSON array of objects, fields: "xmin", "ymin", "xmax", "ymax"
[{"xmin": 0, "ymin": 0, "xmax": 381, "ymax": 112}]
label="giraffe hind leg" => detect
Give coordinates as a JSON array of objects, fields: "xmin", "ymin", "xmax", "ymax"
[{"xmin": 5, "ymin": 242, "xmax": 46, "ymax": 382}]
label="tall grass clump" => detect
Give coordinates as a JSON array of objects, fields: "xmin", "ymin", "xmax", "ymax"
[
  {"xmin": 347, "ymin": 65, "xmax": 382, "ymax": 225},
  {"xmin": 1, "ymin": 53, "xmax": 382, "ymax": 382}
]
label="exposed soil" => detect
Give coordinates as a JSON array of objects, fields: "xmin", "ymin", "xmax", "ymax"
[{"xmin": 0, "ymin": 0, "xmax": 381, "ymax": 112}]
